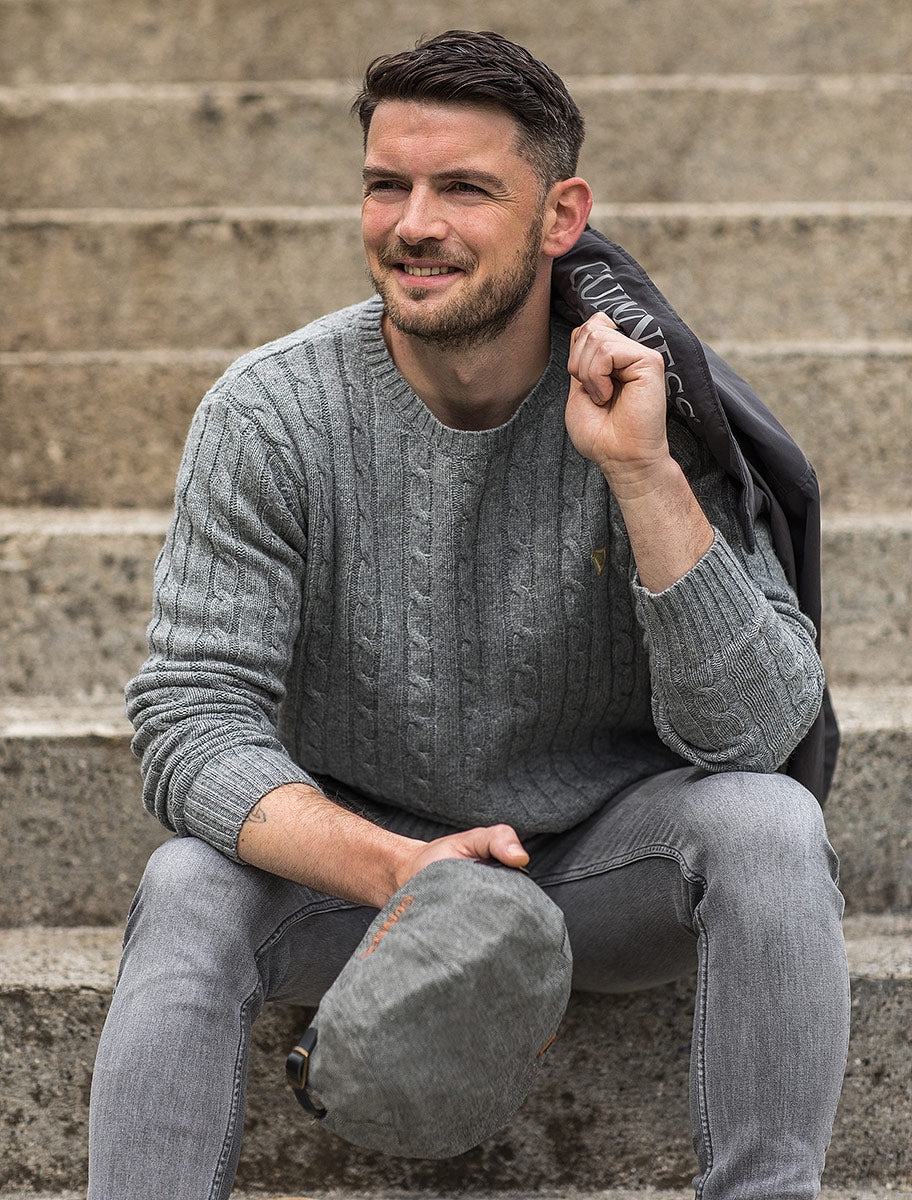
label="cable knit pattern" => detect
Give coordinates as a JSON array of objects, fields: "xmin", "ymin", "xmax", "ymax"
[{"xmin": 126, "ymin": 297, "xmax": 825, "ymax": 859}]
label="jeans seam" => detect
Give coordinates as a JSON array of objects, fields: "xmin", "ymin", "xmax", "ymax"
[
  {"xmin": 533, "ymin": 841, "xmax": 704, "ymax": 890},
  {"xmin": 536, "ymin": 840, "xmax": 715, "ymax": 1190},
  {"xmin": 207, "ymin": 896, "xmax": 362, "ymax": 1198},
  {"xmin": 255, "ymin": 895, "xmax": 361, "ymax": 960},
  {"xmin": 209, "ymin": 985, "xmax": 259, "ymax": 1200},
  {"xmin": 692, "ymin": 903, "xmax": 713, "ymax": 1199}
]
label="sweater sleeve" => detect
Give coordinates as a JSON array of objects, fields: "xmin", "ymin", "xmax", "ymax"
[
  {"xmin": 631, "ymin": 420, "xmax": 825, "ymax": 774},
  {"xmin": 125, "ymin": 383, "xmax": 323, "ymax": 859}
]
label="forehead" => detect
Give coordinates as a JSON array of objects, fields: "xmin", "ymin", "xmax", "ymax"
[{"xmin": 363, "ymin": 99, "xmax": 529, "ymax": 170}]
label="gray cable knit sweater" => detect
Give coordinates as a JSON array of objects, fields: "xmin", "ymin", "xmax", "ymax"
[{"xmin": 126, "ymin": 297, "xmax": 825, "ymax": 860}]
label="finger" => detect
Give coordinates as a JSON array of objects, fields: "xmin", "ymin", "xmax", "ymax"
[
  {"xmin": 579, "ymin": 312, "xmax": 618, "ymax": 334},
  {"xmin": 460, "ymin": 824, "xmax": 529, "ymax": 868},
  {"xmin": 571, "ymin": 340, "xmax": 617, "ymax": 407}
]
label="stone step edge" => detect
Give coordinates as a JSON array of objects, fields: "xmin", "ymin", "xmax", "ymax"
[
  {"xmin": 2, "ymin": 684, "xmax": 911, "ymax": 740},
  {"xmin": 2, "ymin": 73, "xmax": 911, "ymax": 103},
  {"xmin": 1, "ymin": 1192, "xmax": 907, "ymax": 1200},
  {"xmin": 2, "ymin": 915, "xmax": 909, "ymax": 992},
  {"xmin": 3, "ymin": 341, "xmax": 912, "ymax": 367},
  {"xmin": 3, "ymin": 506, "xmax": 909, "ymax": 539},
  {"xmin": 0, "ymin": 1191, "xmax": 907, "ymax": 1200},
  {"xmin": 4, "ymin": 200, "xmax": 912, "ymax": 226}
]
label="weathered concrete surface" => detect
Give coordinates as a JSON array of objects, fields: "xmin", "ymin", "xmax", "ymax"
[
  {"xmin": 0, "ymin": 699, "xmax": 169, "ymax": 927},
  {"xmin": 0, "ymin": 1192, "xmax": 906, "ymax": 1200},
  {"xmin": 2, "ymin": 344, "xmax": 910, "ymax": 512},
  {"xmin": 2, "ymin": 0, "xmax": 910, "ymax": 84},
  {"xmin": 3, "ymin": 206, "xmax": 911, "ymax": 352},
  {"xmin": 0, "ymin": 352, "xmax": 224, "ymax": 508},
  {"xmin": 820, "ymin": 515, "xmax": 912, "ymax": 686},
  {"xmin": 3, "ymin": 77, "xmax": 910, "ymax": 209},
  {"xmin": 824, "ymin": 687, "xmax": 912, "ymax": 914},
  {"xmin": 0, "ymin": 509, "xmax": 165, "ymax": 698},
  {"xmin": 0, "ymin": 685, "xmax": 909, "ymax": 922},
  {"xmin": 719, "ymin": 343, "xmax": 912, "ymax": 515},
  {"xmin": 0, "ymin": 920, "xmax": 908, "ymax": 1193},
  {"xmin": 2, "ymin": 510, "xmax": 908, "ymax": 696}
]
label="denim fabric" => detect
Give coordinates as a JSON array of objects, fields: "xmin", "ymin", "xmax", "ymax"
[{"xmin": 88, "ymin": 767, "xmax": 849, "ymax": 1200}]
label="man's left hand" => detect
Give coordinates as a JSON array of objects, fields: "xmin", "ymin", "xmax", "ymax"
[{"xmin": 565, "ymin": 312, "xmax": 672, "ymax": 500}]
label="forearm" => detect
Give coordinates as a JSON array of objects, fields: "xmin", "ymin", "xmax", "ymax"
[
  {"xmin": 236, "ymin": 783, "xmax": 531, "ymax": 909},
  {"xmin": 236, "ymin": 783, "xmax": 425, "ymax": 908},
  {"xmin": 605, "ymin": 455, "xmax": 714, "ymax": 593}
]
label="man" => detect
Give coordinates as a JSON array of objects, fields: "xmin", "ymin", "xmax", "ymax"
[{"xmin": 88, "ymin": 30, "xmax": 849, "ymax": 1200}]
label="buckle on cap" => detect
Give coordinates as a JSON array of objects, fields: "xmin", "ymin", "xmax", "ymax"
[{"xmin": 286, "ymin": 1026, "xmax": 327, "ymax": 1119}]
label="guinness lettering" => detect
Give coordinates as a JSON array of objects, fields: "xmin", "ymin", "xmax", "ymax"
[{"xmin": 567, "ymin": 262, "xmax": 701, "ymax": 426}]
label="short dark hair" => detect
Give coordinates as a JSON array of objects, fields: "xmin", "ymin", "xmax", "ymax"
[{"xmin": 353, "ymin": 30, "xmax": 585, "ymax": 188}]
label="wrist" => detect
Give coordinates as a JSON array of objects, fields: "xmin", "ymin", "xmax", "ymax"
[
  {"xmin": 379, "ymin": 834, "xmax": 427, "ymax": 905},
  {"xmin": 600, "ymin": 453, "xmax": 683, "ymax": 504}
]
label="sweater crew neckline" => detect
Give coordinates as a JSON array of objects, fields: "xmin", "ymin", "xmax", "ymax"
[{"xmin": 357, "ymin": 296, "xmax": 571, "ymax": 456}]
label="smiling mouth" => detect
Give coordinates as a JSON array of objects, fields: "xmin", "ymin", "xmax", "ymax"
[{"xmin": 401, "ymin": 264, "xmax": 459, "ymax": 277}]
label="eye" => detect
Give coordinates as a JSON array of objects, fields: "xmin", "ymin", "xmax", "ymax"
[
  {"xmin": 364, "ymin": 179, "xmax": 408, "ymax": 198},
  {"xmin": 450, "ymin": 181, "xmax": 486, "ymax": 196}
]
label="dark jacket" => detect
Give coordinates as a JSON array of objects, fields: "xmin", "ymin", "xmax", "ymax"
[{"xmin": 552, "ymin": 226, "xmax": 839, "ymax": 802}]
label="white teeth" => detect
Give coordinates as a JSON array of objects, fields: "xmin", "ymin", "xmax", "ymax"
[{"xmin": 402, "ymin": 265, "xmax": 453, "ymax": 276}]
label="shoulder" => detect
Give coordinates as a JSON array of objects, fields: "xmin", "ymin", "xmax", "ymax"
[
  {"xmin": 212, "ymin": 297, "xmax": 383, "ymax": 402},
  {"xmin": 182, "ymin": 298, "xmax": 384, "ymax": 450}
]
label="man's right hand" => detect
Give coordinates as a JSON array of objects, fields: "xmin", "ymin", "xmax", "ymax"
[{"xmin": 391, "ymin": 823, "xmax": 530, "ymax": 894}]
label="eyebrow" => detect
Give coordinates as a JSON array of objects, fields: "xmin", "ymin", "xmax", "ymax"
[{"xmin": 361, "ymin": 167, "xmax": 509, "ymax": 191}]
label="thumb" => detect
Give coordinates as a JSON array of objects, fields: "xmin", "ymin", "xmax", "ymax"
[{"xmin": 469, "ymin": 823, "xmax": 530, "ymax": 869}]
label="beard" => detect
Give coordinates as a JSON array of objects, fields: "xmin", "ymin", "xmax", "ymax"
[{"xmin": 368, "ymin": 215, "xmax": 545, "ymax": 352}]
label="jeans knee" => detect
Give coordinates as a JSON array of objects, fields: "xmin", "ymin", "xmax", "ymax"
[
  {"xmin": 119, "ymin": 836, "xmax": 269, "ymax": 998},
  {"xmin": 135, "ymin": 835, "xmax": 224, "ymax": 909},
  {"xmin": 127, "ymin": 836, "xmax": 254, "ymax": 949},
  {"xmin": 685, "ymin": 771, "xmax": 839, "ymax": 897}
]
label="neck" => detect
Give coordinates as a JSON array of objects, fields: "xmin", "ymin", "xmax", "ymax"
[{"xmin": 382, "ymin": 290, "xmax": 553, "ymax": 431}]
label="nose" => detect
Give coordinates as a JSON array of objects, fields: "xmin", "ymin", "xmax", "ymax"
[{"xmin": 395, "ymin": 186, "xmax": 448, "ymax": 244}]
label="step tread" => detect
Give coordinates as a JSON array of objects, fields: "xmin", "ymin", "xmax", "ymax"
[
  {"xmin": 0, "ymin": 1192, "xmax": 906, "ymax": 1200},
  {"xmin": 3, "ymin": 685, "xmax": 911, "ymax": 739},
  {"xmin": 3, "ymin": 340, "xmax": 912, "ymax": 366},
  {"xmin": 4, "ymin": 505, "xmax": 910, "ymax": 537},
  {"xmin": 3, "ymin": 72, "xmax": 912, "ymax": 99},
  {"xmin": 0, "ymin": 1193, "xmax": 907, "ymax": 1200},
  {"xmin": 6, "ymin": 200, "xmax": 912, "ymax": 223},
  {"xmin": 3, "ymin": 0, "xmax": 911, "ymax": 83},
  {"xmin": 2, "ymin": 915, "xmax": 909, "ymax": 991}
]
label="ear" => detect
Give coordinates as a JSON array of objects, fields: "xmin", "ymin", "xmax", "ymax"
[{"xmin": 540, "ymin": 178, "xmax": 593, "ymax": 259}]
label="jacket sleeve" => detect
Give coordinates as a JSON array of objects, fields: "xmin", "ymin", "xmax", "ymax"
[
  {"xmin": 125, "ymin": 385, "xmax": 322, "ymax": 859},
  {"xmin": 632, "ymin": 419, "xmax": 825, "ymax": 774}
]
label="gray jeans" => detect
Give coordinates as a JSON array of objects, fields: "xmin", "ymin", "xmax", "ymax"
[{"xmin": 88, "ymin": 767, "xmax": 849, "ymax": 1199}]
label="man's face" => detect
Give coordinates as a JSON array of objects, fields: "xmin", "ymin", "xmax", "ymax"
[{"xmin": 361, "ymin": 101, "xmax": 550, "ymax": 350}]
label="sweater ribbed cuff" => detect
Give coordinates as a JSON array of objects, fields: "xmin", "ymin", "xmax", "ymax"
[
  {"xmin": 633, "ymin": 532, "xmax": 764, "ymax": 670},
  {"xmin": 183, "ymin": 745, "xmax": 323, "ymax": 861}
]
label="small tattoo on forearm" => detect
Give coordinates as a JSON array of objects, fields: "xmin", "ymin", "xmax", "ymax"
[{"xmin": 247, "ymin": 803, "xmax": 267, "ymax": 824}]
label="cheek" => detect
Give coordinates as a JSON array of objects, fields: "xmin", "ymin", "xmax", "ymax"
[{"xmin": 361, "ymin": 205, "xmax": 397, "ymax": 248}]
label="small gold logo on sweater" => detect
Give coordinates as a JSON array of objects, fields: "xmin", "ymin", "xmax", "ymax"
[{"xmin": 590, "ymin": 546, "xmax": 607, "ymax": 575}]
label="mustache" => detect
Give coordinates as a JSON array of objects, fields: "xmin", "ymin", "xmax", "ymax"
[{"xmin": 376, "ymin": 241, "xmax": 474, "ymax": 271}]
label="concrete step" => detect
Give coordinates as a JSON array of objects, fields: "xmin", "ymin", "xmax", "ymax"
[
  {"xmin": 1, "ymin": 685, "xmax": 910, "ymax": 927},
  {"xmin": 1, "ymin": 508, "xmax": 908, "ymax": 697},
  {"xmin": 0, "ymin": 917, "xmax": 908, "ymax": 1193},
  {"xmin": 0, "ymin": 696, "xmax": 169, "ymax": 928},
  {"xmin": 3, "ymin": 75, "xmax": 909, "ymax": 209},
  {"xmin": 1, "ymin": 1194, "xmax": 906, "ymax": 1200},
  {"xmin": 3, "ymin": 341, "xmax": 910, "ymax": 511},
  {"xmin": 3, "ymin": 203, "xmax": 911, "ymax": 352},
  {"xmin": 0, "ymin": 1194, "xmax": 905, "ymax": 1200},
  {"xmin": 2, "ymin": 0, "xmax": 910, "ymax": 84}
]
